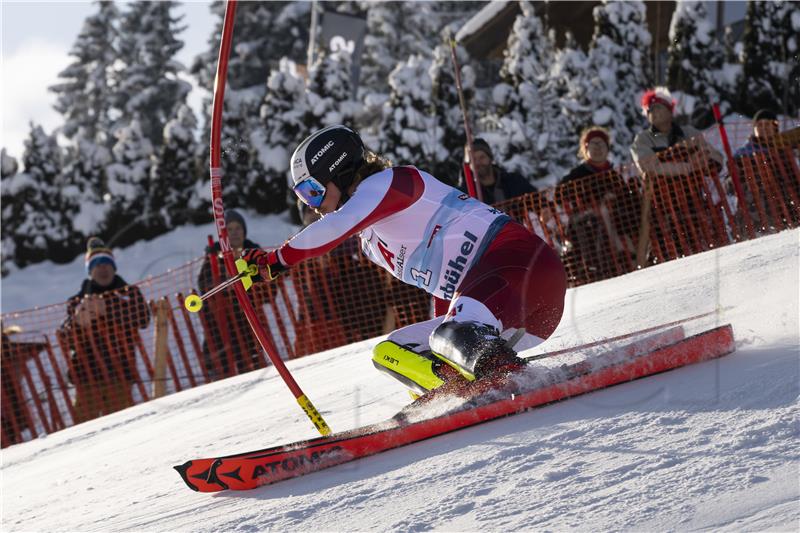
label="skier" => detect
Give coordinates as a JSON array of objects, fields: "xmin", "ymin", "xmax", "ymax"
[{"xmin": 242, "ymin": 125, "xmax": 567, "ymax": 396}]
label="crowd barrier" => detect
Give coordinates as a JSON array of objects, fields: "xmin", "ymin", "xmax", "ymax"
[{"xmin": 1, "ymin": 120, "xmax": 798, "ymax": 446}]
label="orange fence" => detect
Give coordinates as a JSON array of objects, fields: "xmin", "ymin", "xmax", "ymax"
[{"xmin": 1, "ymin": 120, "xmax": 798, "ymax": 446}]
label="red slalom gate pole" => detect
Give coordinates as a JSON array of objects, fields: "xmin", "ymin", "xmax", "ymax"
[
  {"xmin": 449, "ymin": 38, "xmax": 482, "ymax": 202},
  {"xmin": 713, "ymin": 104, "xmax": 755, "ymax": 239},
  {"xmin": 208, "ymin": 0, "xmax": 330, "ymax": 436}
]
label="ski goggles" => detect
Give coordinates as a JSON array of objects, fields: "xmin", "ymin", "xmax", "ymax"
[{"xmin": 293, "ymin": 177, "xmax": 327, "ymax": 208}]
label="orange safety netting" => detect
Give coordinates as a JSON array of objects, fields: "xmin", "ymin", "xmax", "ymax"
[{"xmin": 1, "ymin": 120, "xmax": 797, "ymax": 446}]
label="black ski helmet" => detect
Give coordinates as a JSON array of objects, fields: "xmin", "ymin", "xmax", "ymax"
[{"xmin": 290, "ymin": 125, "xmax": 366, "ymax": 194}]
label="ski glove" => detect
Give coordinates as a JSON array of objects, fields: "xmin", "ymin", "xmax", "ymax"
[{"xmin": 241, "ymin": 248, "xmax": 287, "ymax": 281}]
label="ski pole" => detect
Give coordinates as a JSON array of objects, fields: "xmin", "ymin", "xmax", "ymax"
[{"xmin": 184, "ymin": 259, "xmax": 257, "ymax": 313}]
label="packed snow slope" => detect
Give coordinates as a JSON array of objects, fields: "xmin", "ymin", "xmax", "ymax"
[{"xmin": 2, "ymin": 229, "xmax": 798, "ymax": 532}]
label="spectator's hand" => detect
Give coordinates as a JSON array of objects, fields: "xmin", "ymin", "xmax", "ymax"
[
  {"xmin": 74, "ymin": 296, "xmax": 105, "ymax": 327},
  {"xmin": 74, "ymin": 299, "xmax": 93, "ymax": 327},
  {"xmin": 241, "ymin": 248, "xmax": 287, "ymax": 281},
  {"xmin": 539, "ymin": 207, "xmax": 554, "ymax": 225},
  {"xmin": 91, "ymin": 296, "xmax": 107, "ymax": 317}
]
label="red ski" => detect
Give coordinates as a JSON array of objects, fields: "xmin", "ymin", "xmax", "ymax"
[{"xmin": 175, "ymin": 324, "xmax": 735, "ymax": 492}]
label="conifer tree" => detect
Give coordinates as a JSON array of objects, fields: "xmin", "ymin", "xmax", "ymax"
[
  {"xmin": 588, "ymin": 0, "xmax": 653, "ymax": 163},
  {"xmin": 115, "ymin": 1, "xmax": 190, "ymax": 147},
  {"xmin": 1, "ymin": 148, "xmax": 20, "ymax": 274},
  {"xmin": 150, "ymin": 105, "xmax": 203, "ymax": 229},
  {"xmin": 250, "ymin": 59, "xmax": 310, "ymax": 214},
  {"xmin": 379, "ymin": 55, "xmax": 441, "ymax": 169},
  {"xmin": 1, "ymin": 148, "xmax": 17, "ymax": 179},
  {"xmin": 362, "ymin": 3, "xmax": 442, "ymax": 94},
  {"xmin": 495, "ymin": 1, "xmax": 568, "ymax": 184},
  {"xmin": 191, "ymin": 2, "xmax": 309, "ymax": 213},
  {"xmin": 105, "ymin": 119, "xmax": 155, "ymax": 245},
  {"xmin": 306, "ymin": 48, "xmax": 360, "ymax": 130},
  {"xmin": 1, "ymin": 125, "xmax": 77, "ymax": 266},
  {"xmin": 667, "ymin": 0, "xmax": 730, "ymax": 119},
  {"xmin": 739, "ymin": 0, "xmax": 800, "ymax": 116},
  {"xmin": 49, "ymin": 0, "xmax": 119, "ymax": 147},
  {"xmin": 60, "ymin": 136, "xmax": 112, "ymax": 242},
  {"xmin": 551, "ymin": 32, "xmax": 594, "ymax": 154}
]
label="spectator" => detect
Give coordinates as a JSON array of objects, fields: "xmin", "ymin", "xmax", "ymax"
[
  {"xmin": 631, "ymin": 87, "xmax": 723, "ymax": 176},
  {"xmin": 458, "ymin": 138, "xmax": 537, "ymax": 204},
  {"xmin": 197, "ymin": 209, "xmax": 263, "ymax": 379},
  {"xmin": 734, "ymin": 109, "xmax": 800, "ymax": 230},
  {"xmin": 556, "ymin": 127, "xmax": 640, "ymax": 282},
  {"xmin": 60, "ymin": 237, "xmax": 150, "ymax": 423},
  {"xmin": 631, "ymin": 87, "xmax": 725, "ymax": 257}
]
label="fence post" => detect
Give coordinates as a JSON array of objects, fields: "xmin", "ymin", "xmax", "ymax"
[
  {"xmin": 636, "ymin": 174, "xmax": 655, "ymax": 267},
  {"xmin": 152, "ymin": 298, "xmax": 170, "ymax": 398}
]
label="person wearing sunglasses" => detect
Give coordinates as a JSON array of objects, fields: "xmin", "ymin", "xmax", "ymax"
[{"xmin": 242, "ymin": 125, "xmax": 567, "ymax": 397}]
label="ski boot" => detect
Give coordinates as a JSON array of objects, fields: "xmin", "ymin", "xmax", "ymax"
[
  {"xmin": 428, "ymin": 320, "xmax": 527, "ymax": 382},
  {"xmin": 372, "ymin": 341, "xmax": 466, "ymax": 398}
]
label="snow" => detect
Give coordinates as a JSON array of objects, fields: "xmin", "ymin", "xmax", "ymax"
[
  {"xmin": 2, "ymin": 226, "xmax": 798, "ymax": 531},
  {"xmin": 455, "ymin": 0, "xmax": 512, "ymax": 43}
]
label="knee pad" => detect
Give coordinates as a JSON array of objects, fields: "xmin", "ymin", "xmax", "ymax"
[{"xmin": 429, "ymin": 321, "xmax": 518, "ymax": 380}]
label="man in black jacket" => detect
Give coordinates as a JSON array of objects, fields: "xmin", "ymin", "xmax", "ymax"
[
  {"xmin": 60, "ymin": 237, "xmax": 150, "ymax": 422},
  {"xmin": 458, "ymin": 138, "xmax": 537, "ymax": 204},
  {"xmin": 197, "ymin": 210, "xmax": 263, "ymax": 379}
]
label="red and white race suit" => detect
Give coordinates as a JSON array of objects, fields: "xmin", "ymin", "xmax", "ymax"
[
  {"xmin": 278, "ymin": 166, "xmax": 566, "ymax": 343},
  {"xmin": 279, "ymin": 166, "xmax": 510, "ymax": 300}
]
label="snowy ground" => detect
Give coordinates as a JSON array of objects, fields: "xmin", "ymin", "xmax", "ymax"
[{"xmin": 2, "ymin": 229, "xmax": 798, "ymax": 532}]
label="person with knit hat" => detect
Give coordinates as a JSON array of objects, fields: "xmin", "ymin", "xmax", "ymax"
[
  {"xmin": 734, "ymin": 109, "xmax": 781, "ymax": 158},
  {"xmin": 631, "ymin": 87, "xmax": 723, "ymax": 178},
  {"xmin": 59, "ymin": 237, "xmax": 151, "ymax": 422},
  {"xmin": 733, "ymin": 110, "xmax": 799, "ymax": 230},
  {"xmin": 556, "ymin": 126, "xmax": 641, "ymax": 282},
  {"xmin": 631, "ymin": 87, "xmax": 727, "ymax": 258},
  {"xmin": 457, "ymin": 137, "xmax": 537, "ymax": 205},
  {"xmin": 196, "ymin": 209, "xmax": 263, "ymax": 379}
]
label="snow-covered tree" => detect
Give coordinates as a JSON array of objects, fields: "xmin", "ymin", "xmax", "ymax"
[
  {"xmin": 105, "ymin": 119, "xmax": 155, "ymax": 245},
  {"xmin": 115, "ymin": 1, "xmax": 190, "ymax": 146},
  {"xmin": 379, "ymin": 55, "xmax": 441, "ymax": 169},
  {"xmin": 428, "ymin": 41, "xmax": 475, "ymax": 185},
  {"xmin": 588, "ymin": 0, "xmax": 653, "ymax": 163},
  {"xmin": 150, "ymin": 105, "xmax": 203, "ymax": 230},
  {"xmin": 1, "ymin": 148, "xmax": 18, "ymax": 179},
  {"xmin": 1, "ymin": 125, "xmax": 79, "ymax": 267},
  {"xmin": 667, "ymin": 0, "xmax": 731, "ymax": 121},
  {"xmin": 249, "ymin": 59, "xmax": 309, "ymax": 214},
  {"xmin": 494, "ymin": 1, "xmax": 570, "ymax": 185},
  {"xmin": 307, "ymin": 47, "xmax": 360, "ymax": 130},
  {"xmin": 551, "ymin": 32, "xmax": 594, "ymax": 160},
  {"xmin": 191, "ymin": 2, "xmax": 312, "ymax": 213},
  {"xmin": 60, "ymin": 135, "xmax": 112, "ymax": 243},
  {"xmin": 361, "ymin": 3, "xmax": 447, "ymax": 93},
  {"xmin": 49, "ymin": 0, "xmax": 119, "ymax": 147},
  {"xmin": 739, "ymin": 0, "xmax": 800, "ymax": 116},
  {"xmin": 1, "ymin": 149, "xmax": 20, "ymax": 274}
]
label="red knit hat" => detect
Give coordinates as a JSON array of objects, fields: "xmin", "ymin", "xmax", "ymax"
[
  {"xmin": 641, "ymin": 87, "xmax": 675, "ymax": 115},
  {"xmin": 583, "ymin": 128, "xmax": 610, "ymax": 147}
]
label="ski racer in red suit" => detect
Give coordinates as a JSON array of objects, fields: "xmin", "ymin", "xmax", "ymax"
[{"xmin": 243, "ymin": 125, "xmax": 567, "ymax": 395}]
